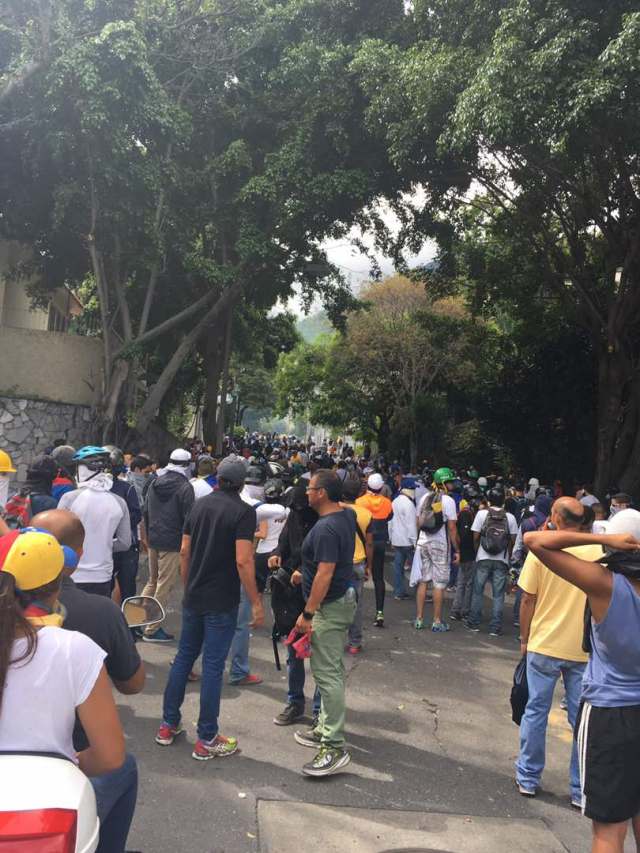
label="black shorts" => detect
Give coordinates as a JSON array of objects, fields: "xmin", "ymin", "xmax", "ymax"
[{"xmin": 576, "ymin": 702, "xmax": 640, "ymax": 823}]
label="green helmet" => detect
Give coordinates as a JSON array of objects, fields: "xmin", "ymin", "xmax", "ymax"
[{"xmin": 433, "ymin": 466, "xmax": 455, "ymax": 485}]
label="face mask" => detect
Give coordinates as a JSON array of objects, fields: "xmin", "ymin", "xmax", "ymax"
[{"xmin": 0, "ymin": 474, "xmax": 9, "ymax": 509}]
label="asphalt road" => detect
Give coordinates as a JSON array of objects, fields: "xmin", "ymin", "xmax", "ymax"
[{"xmin": 120, "ymin": 564, "xmax": 610, "ymax": 853}]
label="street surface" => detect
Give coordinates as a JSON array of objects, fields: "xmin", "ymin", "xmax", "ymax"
[{"xmin": 121, "ymin": 563, "xmax": 624, "ymax": 853}]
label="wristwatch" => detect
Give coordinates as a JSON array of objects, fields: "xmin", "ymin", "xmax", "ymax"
[{"xmin": 302, "ymin": 610, "xmax": 314, "ymax": 621}]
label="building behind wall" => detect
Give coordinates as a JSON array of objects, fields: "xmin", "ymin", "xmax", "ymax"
[{"xmin": 0, "ymin": 241, "xmax": 103, "ymax": 482}]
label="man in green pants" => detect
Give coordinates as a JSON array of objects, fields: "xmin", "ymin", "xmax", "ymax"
[{"xmin": 292, "ymin": 469, "xmax": 357, "ymax": 777}]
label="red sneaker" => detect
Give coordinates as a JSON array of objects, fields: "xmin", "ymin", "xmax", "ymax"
[
  {"xmin": 231, "ymin": 674, "xmax": 263, "ymax": 686},
  {"xmin": 192, "ymin": 734, "xmax": 239, "ymax": 761},
  {"xmin": 346, "ymin": 645, "xmax": 362, "ymax": 655},
  {"xmin": 155, "ymin": 722, "xmax": 184, "ymax": 746}
]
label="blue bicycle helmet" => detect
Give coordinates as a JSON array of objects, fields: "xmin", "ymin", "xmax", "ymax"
[{"xmin": 73, "ymin": 445, "xmax": 110, "ymax": 472}]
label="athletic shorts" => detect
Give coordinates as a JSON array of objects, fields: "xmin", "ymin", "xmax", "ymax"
[
  {"xmin": 418, "ymin": 542, "xmax": 449, "ymax": 589},
  {"xmin": 576, "ymin": 701, "xmax": 640, "ymax": 823}
]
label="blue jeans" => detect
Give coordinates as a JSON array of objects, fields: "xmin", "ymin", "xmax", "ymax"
[
  {"xmin": 229, "ymin": 587, "xmax": 252, "ymax": 682},
  {"xmin": 90, "ymin": 753, "xmax": 138, "ymax": 853},
  {"xmin": 513, "ymin": 585, "xmax": 522, "ymax": 624},
  {"xmin": 392, "ymin": 546, "xmax": 413, "ymax": 596},
  {"xmin": 516, "ymin": 652, "xmax": 585, "ymax": 799},
  {"xmin": 163, "ymin": 605, "xmax": 238, "ymax": 741},
  {"xmin": 468, "ymin": 560, "xmax": 509, "ymax": 633},
  {"xmin": 287, "ymin": 644, "xmax": 321, "ymax": 717}
]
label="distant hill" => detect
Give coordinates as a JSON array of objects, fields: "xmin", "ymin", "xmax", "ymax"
[{"xmin": 297, "ymin": 310, "xmax": 333, "ymax": 342}]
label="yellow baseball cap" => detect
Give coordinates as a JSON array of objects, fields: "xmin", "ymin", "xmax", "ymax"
[{"xmin": 0, "ymin": 530, "xmax": 64, "ymax": 591}]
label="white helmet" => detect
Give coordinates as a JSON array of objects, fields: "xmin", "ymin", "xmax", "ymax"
[{"xmin": 477, "ymin": 476, "xmax": 488, "ymax": 488}]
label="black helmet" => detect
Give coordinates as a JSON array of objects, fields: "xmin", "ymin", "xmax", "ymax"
[
  {"xmin": 104, "ymin": 444, "xmax": 125, "ymax": 471},
  {"xmin": 245, "ymin": 464, "xmax": 266, "ymax": 486},
  {"xmin": 51, "ymin": 444, "xmax": 76, "ymax": 472},
  {"xmin": 487, "ymin": 487, "xmax": 505, "ymax": 506},
  {"xmin": 264, "ymin": 478, "xmax": 284, "ymax": 500},
  {"xmin": 26, "ymin": 454, "xmax": 57, "ymax": 485},
  {"xmin": 341, "ymin": 475, "xmax": 362, "ymax": 502}
]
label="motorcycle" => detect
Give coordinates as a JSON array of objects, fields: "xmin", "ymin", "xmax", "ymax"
[{"xmin": 0, "ymin": 595, "xmax": 164, "ymax": 852}]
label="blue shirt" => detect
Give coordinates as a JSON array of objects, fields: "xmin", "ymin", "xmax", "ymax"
[
  {"xmin": 301, "ymin": 509, "xmax": 355, "ymax": 604},
  {"xmin": 582, "ymin": 573, "xmax": 640, "ymax": 707}
]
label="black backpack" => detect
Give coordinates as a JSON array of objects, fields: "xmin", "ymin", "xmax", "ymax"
[
  {"xmin": 480, "ymin": 508, "xmax": 510, "ymax": 555},
  {"xmin": 270, "ymin": 568, "xmax": 305, "ymax": 638}
]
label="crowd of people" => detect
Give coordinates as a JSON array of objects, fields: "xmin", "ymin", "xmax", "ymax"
[{"xmin": 0, "ymin": 435, "xmax": 639, "ymax": 853}]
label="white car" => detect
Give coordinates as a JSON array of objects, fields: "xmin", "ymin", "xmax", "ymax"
[{"xmin": 0, "ymin": 754, "xmax": 99, "ymax": 852}]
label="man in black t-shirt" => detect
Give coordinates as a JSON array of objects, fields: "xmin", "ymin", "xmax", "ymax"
[
  {"xmin": 292, "ymin": 470, "xmax": 357, "ymax": 778},
  {"xmin": 156, "ymin": 455, "xmax": 264, "ymax": 761}
]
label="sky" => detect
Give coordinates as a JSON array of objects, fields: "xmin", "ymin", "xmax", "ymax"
[{"xmin": 280, "ymin": 198, "xmax": 438, "ymax": 313}]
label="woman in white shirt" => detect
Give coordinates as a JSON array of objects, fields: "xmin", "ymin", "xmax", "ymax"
[{"xmin": 0, "ymin": 528, "xmax": 135, "ymax": 853}]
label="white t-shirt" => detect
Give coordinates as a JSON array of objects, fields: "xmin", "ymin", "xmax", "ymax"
[
  {"xmin": 416, "ymin": 492, "xmax": 457, "ymax": 548},
  {"xmin": 0, "ymin": 627, "xmax": 105, "ymax": 762},
  {"xmin": 471, "ymin": 507, "xmax": 518, "ymax": 563},
  {"xmin": 190, "ymin": 477, "xmax": 213, "ymax": 500},
  {"xmin": 256, "ymin": 504, "xmax": 290, "ymax": 554},
  {"xmin": 58, "ymin": 488, "xmax": 131, "ymax": 584}
]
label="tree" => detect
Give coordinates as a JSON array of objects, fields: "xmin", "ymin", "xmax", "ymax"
[
  {"xmin": 353, "ymin": 0, "xmax": 640, "ymax": 494},
  {"xmin": 0, "ymin": 0, "xmax": 406, "ymax": 443},
  {"xmin": 276, "ymin": 275, "xmax": 477, "ymax": 464}
]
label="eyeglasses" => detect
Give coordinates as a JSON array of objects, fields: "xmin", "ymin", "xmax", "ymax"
[{"xmin": 306, "ymin": 486, "xmax": 324, "ymax": 492}]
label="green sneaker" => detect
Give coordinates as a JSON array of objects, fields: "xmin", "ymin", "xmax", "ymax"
[
  {"xmin": 414, "ymin": 618, "xmax": 424, "ymax": 630},
  {"xmin": 374, "ymin": 611, "xmax": 384, "ymax": 628},
  {"xmin": 294, "ymin": 728, "xmax": 322, "ymax": 748},
  {"xmin": 302, "ymin": 747, "xmax": 351, "ymax": 777}
]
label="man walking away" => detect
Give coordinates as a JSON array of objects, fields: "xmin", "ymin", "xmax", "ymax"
[
  {"xmin": 466, "ymin": 488, "xmax": 518, "ymax": 636},
  {"xmin": 293, "ymin": 470, "xmax": 357, "ymax": 776},
  {"xmin": 142, "ymin": 448, "xmax": 195, "ymax": 642},
  {"xmin": 155, "ymin": 456, "xmax": 264, "ymax": 760},
  {"xmin": 341, "ymin": 475, "xmax": 373, "ymax": 655},
  {"xmin": 389, "ymin": 477, "xmax": 417, "ymax": 599},
  {"xmin": 190, "ymin": 456, "xmax": 216, "ymax": 500},
  {"xmin": 356, "ymin": 473, "xmax": 393, "ymax": 627},
  {"xmin": 515, "ymin": 497, "xmax": 600, "ymax": 806},
  {"xmin": 450, "ymin": 498, "xmax": 476, "ymax": 622},
  {"xmin": 414, "ymin": 468, "xmax": 460, "ymax": 632},
  {"xmin": 58, "ymin": 446, "xmax": 131, "ymax": 596}
]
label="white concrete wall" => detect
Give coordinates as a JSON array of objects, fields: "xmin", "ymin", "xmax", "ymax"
[{"xmin": 0, "ymin": 326, "xmax": 103, "ymax": 407}]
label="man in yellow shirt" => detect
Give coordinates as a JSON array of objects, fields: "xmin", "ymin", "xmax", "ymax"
[
  {"xmin": 341, "ymin": 477, "xmax": 373, "ymax": 654},
  {"xmin": 516, "ymin": 497, "xmax": 602, "ymax": 807}
]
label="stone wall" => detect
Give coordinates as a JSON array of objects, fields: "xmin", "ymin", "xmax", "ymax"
[{"xmin": 0, "ymin": 396, "xmax": 93, "ymax": 483}]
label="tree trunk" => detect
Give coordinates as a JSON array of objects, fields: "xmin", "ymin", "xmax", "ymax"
[
  {"xmin": 215, "ymin": 309, "xmax": 233, "ymax": 453},
  {"xmin": 594, "ymin": 346, "xmax": 633, "ymax": 498},
  {"xmin": 377, "ymin": 412, "xmax": 391, "ymax": 453},
  {"xmin": 202, "ymin": 328, "xmax": 223, "ymax": 445},
  {"xmin": 409, "ymin": 420, "xmax": 418, "ymax": 471},
  {"xmin": 134, "ymin": 281, "xmax": 243, "ymax": 434}
]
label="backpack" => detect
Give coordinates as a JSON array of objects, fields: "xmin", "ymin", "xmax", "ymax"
[
  {"xmin": 480, "ymin": 508, "xmax": 510, "ymax": 555},
  {"xmin": 3, "ymin": 491, "xmax": 32, "ymax": 529},
  {"xmin": 270, "ymin": 569, "xmax": 305, "ymax": 638},
  {"xmin": 510, "ymin": 655, "xmax": 529, "ymax": 725},
  {"xmin": 418, "ymin": 491, "xmax": 444, "ymax": 533}
]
